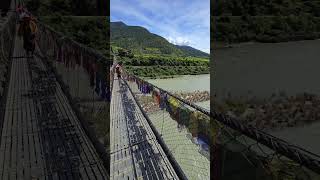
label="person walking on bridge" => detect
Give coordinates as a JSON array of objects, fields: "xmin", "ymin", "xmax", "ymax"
[
  {"xmin": 115, "ymin": 62, "xmax": 123, "ymax": 79},
  {"xmin": 16, "ymin": 5, "xmax": 26, "ymax": 22},
  {"xmin": 16, "ymin": 4, "xmax": 24, "ymax": 14},
  {"xmin": 18, "ymin": 14, "xmax": 38, "ymax": 57}
]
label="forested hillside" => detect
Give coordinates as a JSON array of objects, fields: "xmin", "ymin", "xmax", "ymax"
[
  {"xmin": 111, "ymin": 21, "xmax": 209, "ymax": 77},
  {"xmin": 25, "ymin": 0, "xmax": 109, "ymax": 57},
  {"xmin": 111, "ymin": 21, "xmax": 209, "ymax": 58},
  {"xmin": 40, "ymin": 16, "xmax": 109, "ymax": 57},
  {"xmin": 213, "ymin": 0, "xmax": 320, "ymax": 43},
  {"xmin": 26, "ymin": 0, "xmax": 107, "ymax": 16},
  {"xmin": 175, "ymin": 45, "xmax": 210, "ymax": 58}
]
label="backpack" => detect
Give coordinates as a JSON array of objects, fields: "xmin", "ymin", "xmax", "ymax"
[
  {"xmin": 29, "ymin": 20, "xmax": 37, "ymax": 34},
  {"xmin": 25, "ymin": 23, "xmax": 32, "ymax": 35},
  {"xmin": 116, "ymin": 66, "xmax": 120, "ymax": 73}
]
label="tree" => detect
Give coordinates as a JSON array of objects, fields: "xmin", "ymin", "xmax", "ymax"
[
  {"xmin": 96, "ymin": 0, "xmax": 108, "ymax": 16},
  {"xmin": 0, "ymin": 0, "xmax": 11, "ymax": 16},
  {"xmin": 231, "ymin": 0, "xmax": 243, "ymax": 15},
  {"xmin": 26, "ymin": 0, "xmax": 40, "ymax": 15},
  {"xmin": 49, "ymin": 0, "xmax": 71, "ymax": 15},
  {"xmin": 70, "ymin": 0, "xmax": 95, "ymax": 15}
]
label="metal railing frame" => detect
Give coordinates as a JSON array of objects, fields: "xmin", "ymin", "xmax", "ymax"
[{"xmin": 121, "ymin": 63, "xmax": 320, "ymax": 175}]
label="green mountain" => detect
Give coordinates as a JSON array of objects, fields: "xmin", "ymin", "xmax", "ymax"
[
  {"xmin": 175, "ymin": 45, "xmax": 210, "ymax": 57},
  {"xmin": 25, "ymin": 0, "xmax": 107, "ymax": 16},
  {"xmin": 213, "ymin": 0, "xmax": 320, "ymax": 43},
  {"xmin": 110, "ymin": 21, "xmax": 209, "ymax": 58}
]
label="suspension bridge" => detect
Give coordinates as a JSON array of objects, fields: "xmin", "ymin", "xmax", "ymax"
[
  {"xmin": 1, "ymin": 0, "xmax": 320, "ymax": 179},
  {"xmin": 0, "ymin": 0, "xmax": 110, "ymax": 179}
]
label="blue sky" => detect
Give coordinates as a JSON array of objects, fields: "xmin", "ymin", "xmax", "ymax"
[{"xmin": 111, "ymin": 0, "xmax": 210, "ymax": 54}]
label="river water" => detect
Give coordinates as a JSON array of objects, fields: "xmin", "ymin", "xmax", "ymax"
[
  {"xmin": 147, "ymin": 74, "xmax": 210, "ymax": 110},
  {"xmin": 147, "ymin": 74, "xmax": 210, "ymax": 92},
  {"xmin": 213, "ymin": 40, "xmax": 320, "ymax": 157},
  {"xmin": 213, "ymin": 40, "xmax": 320, "ymax": 99}
]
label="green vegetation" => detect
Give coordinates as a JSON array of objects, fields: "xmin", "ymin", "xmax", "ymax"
[
  {"xmin": 40, "ymin": 16, "xmax": 109, "ymax": 57},
  {"xmin": 119, "ymin": 55, "xmax": 209, "ymax": 66},
  {"xmin": 126, "ymin": 66, "xmax": 209, "ymax": 78},
  {"xmin": 25, "ymin": 0, "xmax": 107, "ymax": 16},
  {"xmin": 111, "ymin": 21, "xmax": 210, "ymax": 77},
  {"xmin": 118, "ymin": 48, "xmax": 134, "ymax": 58},
  {"xmin": 118, "ymin": 55, "xmax": 209, "ymax": 78},
  {"xmin": 111, "ymin": 22, "xmax": 209, "ymax": 58},
  {"xmin": 213, "ymin": 0, "xmax": 320, "ymax": 43},
  {"xmin": 25, "ymin": 0, "xmax": 109, "ymax": 56},
  {"xmin": 176, "ymin": 45, "xmax": 210, "ymax": 58}
]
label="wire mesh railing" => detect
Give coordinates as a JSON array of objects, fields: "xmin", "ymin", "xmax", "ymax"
[
  {"xmin": 33, "ymin": 16, "xmax": 111, "ymax": 175},
  {"xmin": 210, "ymin": 99, "xmax": 320, "ymax": 179},
  {"xmin": 120, "ymin": 69, "xmax": 211, "ymax": 180},
  {"xmin": 120, "ymin": 65, "xmax": 320, "ymax": 180}
]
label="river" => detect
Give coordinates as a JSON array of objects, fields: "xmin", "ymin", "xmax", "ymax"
[
  {"xmin": 213, "ymin": 39, "xmax": 320, "ymax": 99},
  {"xmin": 213, "ymin": 40, "xmax": 320, "ymax": 157},
  {"xmin": 147, "ymin": 74, "xmax": 210, "ymax": 92},
  {"xmin": 147, "ymin": 74, "xmax": 210, "ymax": 110}
]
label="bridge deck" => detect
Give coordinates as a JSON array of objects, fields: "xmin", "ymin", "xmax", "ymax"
[
  {"xmin": 0, "ymin": 28, "xmax": 108, "ymax": 179},
  {"xmin": 110, "ymin": 77, "xmax": 179, "ymax": 180}
]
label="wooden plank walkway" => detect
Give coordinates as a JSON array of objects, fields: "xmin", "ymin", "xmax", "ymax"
[
  {"xmin": 110, "ymin": 77, "xmax": 179, "ymax": 180},
  {"xmin": 0, "ymin": 28, "xmax": 108, "ymax": 180}
]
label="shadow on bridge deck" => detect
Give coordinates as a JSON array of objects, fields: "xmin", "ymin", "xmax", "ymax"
[
  {"xmin": 110, "ymin": 77, "xmax": 178, "ymax": 179},
  {"xmin": 0, "ymin": 21, "xmax": 108, "ymax": 180}
]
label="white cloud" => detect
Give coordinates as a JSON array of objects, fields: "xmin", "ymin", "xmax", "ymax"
[
  {"xmin": 167, "ymin": 36, "xmax": 191, "ymax": 46},
  {"xmin": 111, "ymin": 0, "xmax": 210, "ymax": 54},
  {"xmin": 202, "ymin": 49, "xmax": 210, "ymax": 54}
]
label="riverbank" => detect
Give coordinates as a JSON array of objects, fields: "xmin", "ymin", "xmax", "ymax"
[
  {"xmin": 173, "ymin": 91, "xmax": 210, "ymax": 102},
  {"xmin": 125, "ymin": 65, "xmax": 209, "ymax": 78},
  {"xmin": 214, "ymin": 15, "xmax": 320, "ymax": 44},
  {"xmin": 215, "ymin": 92, "xmax": 320, "ymax": 131},
  {"xmin": 143, "ymin": 73, "xmax": 210, "ymax": 80},
  {"xmin": 138, "ymin": 90, "xmax": 210, "ymax": 113},
  {"xmin": 214, "ymin": 39, "xmax": 320, "ymax": 50},
  {"xmin": 144, "ymin": 75, "xmax": 180, "ymax": 79}
]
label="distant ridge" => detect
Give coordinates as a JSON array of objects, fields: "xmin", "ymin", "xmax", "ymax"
[
  {"xmin": 175, "ymin": 45, "xmax": 209, "ymax": 58},
  {"xmin": 110, "ymin": 21, "xmax": 209, "ymax": 58}
]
